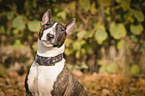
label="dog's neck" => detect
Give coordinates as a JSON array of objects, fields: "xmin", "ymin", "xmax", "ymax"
[{"xmin": 37, "ymin": 39, "xmax": 65, "ymax": 57}]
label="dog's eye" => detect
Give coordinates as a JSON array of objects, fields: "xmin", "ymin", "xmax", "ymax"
[
  {"xmin": 61, "ymin": 28, "xmax": 64, "ymax": 31},
  {"xmin": 46, "ymin": 23, "xmax": 50, "ymax": 26}
]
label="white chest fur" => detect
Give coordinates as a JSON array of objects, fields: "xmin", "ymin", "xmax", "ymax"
[
  {"xmin": 27, "ymin": 38, "xmax": 65, "ymax": 96},
  {"xmin": 27, "ymin": 59, "xmax": 65, "ymax": 96}
]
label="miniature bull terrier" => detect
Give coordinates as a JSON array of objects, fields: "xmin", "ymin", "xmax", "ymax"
[{"xmin": 25, "ymin": 9, "xmax": 88, "ymax": 96}]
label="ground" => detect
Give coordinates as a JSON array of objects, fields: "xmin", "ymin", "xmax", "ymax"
[{"xmin": 0, "ymin": 69, "xmax": 145, "ymax": 96}]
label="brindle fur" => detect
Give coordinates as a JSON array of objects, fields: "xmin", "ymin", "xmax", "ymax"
[{"xmin": 51, "ymin": 65, "xmax": 88, "ymax": 96}]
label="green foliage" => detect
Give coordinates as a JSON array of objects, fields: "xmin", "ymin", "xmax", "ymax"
[
  {"xmin": 0, "ymin": 65, "xmax": 6, "ymax": 77},
  {"xmin": 6, "ymin": 11, "xmax": 14, "ymax": 20},
  {"xmin": 12, "ymin": 40, "xmax": 24, "ymax": 50},
  {"xmin": 130, "ymin": 64, "xmax": 140, "ymax": 74},
  {"xmin": 77, "ymin": 30, "xmax": 87, "ymax": 40},
  {"xmin": 130, "ymin": 24, "xmax": 143, "ymax": 35},
  {"xmin": 0, "ymin": 0, "xmax": 145, "ymax": 73},
  {"xmin": 68, "ymin": 62, "xmax": 88, "ymax": 71},
  {"xmin": 117, "ymin": 40, "xmax": 124, "ymax": 50},
  {"xmin": 0, "ymin": 26, "xmax": 5, "ymax": 34},
  {"xmin": 133, "ymin": 10, "xmax": 144, "ymax": 22},
  {"xmin": 12, "ymin": 16, "xmax": 26, "ymax": 31},
  {"xmin": 73, "ymin": 41, "xmax": 81, "ymax": 51},
  {"xmin": 95, "ymin": 28, "xmax": 108, "ymax": 44},
  {"xmin": 32, "ymin": 42, "xmax": 38, "ymax": 51},
  {"xmin": 107, "ymin": 63, "xmax": 118, "ymax": 74},
  {"xmin": 79, "ymin": 0, "xmax": 91, "ymax": 11},
  {"xmin": 109, "ymin": 22, "xmax": 126, "ymax": 39},
  {"xmin": 98, "ymin": 0, "xmax": 111, "ymax": 6},
  {"xmin": 57, "ymin": 10, "xmax": 67, "ymax": 20},
  {"xmin": 98, "ymin": 60, "xmax": 119, "ymax": 74},
  {"xmin": 90, "ymin": 2, "xmax": 97, "ymax": 15},
  {"xmin": 27, "ymin": 20, "xmax": 41, "ymax": 32},
  {"xmin": 130, "ymin": 35, "xmax": 138, "ymax": 42},
  {"xmin": 120, "ymin": 0, "xmax": 131, "ymax": 11}
]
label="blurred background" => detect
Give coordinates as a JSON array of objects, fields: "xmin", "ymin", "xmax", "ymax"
[{"xmin": 0, "ymin": 0, "xmax": 145, "ymax": 95}]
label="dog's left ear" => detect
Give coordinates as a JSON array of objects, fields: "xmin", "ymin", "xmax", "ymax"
[
  {"xmin": 64, "ymin": 18, "xmax": 76, "ymax": 37},
  {"xmin": 41, "ymin": 9, "xmax": 52, "ymax": 26}
]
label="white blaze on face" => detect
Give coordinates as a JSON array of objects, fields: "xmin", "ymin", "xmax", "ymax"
[{"xmin": 41, "ymin": 23, "xmax": 58, "ymax": 41}]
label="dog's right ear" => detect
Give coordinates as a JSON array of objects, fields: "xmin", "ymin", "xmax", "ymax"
[
  {"xmin": 41, "ymin": 9, "xmax": 52, "ymax": 26},
  {"xmin": 64, "ymin": 18, "xmax": 76, "ymax": 37}
]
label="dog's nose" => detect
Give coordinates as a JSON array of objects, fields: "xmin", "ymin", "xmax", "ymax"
[{"xmin": 47, "ymin": 33, "xmax": 54, "ymax": 40}]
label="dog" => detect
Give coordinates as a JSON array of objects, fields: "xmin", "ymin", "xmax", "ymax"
[{"xmin": 25, "ymin": 9, "xmax": 88, "ymax": 96}]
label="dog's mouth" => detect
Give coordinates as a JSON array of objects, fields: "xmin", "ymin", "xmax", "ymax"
[{"xmin": 42, "ymin": 40, "xmax": 54, "ymax": 47}]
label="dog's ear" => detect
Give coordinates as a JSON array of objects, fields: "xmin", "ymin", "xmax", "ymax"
[
  {"xmin": 64, "ymin": 18, "xmax": 76, "ymax": 37},
  {"xmin": 41, "ymin": 9, "xmax": 52, "ymax": 26}
]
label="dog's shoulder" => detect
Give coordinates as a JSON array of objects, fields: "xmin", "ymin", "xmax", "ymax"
[{"xmin": 51, "ymin": 64, "xmax": 88, "ymax": 96}]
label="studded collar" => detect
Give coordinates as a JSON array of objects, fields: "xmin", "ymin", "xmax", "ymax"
[{"xmin": 35, "ymin": 52, "xmax": 63, "ymax": 66}]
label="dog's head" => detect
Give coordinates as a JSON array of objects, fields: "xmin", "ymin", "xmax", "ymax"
[{"xmin": 39, "ymin": 9, "xmax": 75, "ymax": 48}]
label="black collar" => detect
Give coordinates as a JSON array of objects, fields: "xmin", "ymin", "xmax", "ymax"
[{"xmin": 35, "ymin": 52, "xmax": 63, "ymax": 66}]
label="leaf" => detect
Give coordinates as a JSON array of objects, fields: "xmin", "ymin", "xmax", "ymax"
[
  {"xmin": 102, "ymin": 89, "xmax": 110, "ymax": 95},
  {"xmin": 12, "ymin": 40, "xmax": 24, "ymax": 50},
  {"xmin": 130, "ymin": 24, "xmax": 143, "ymax": 35},
  {"xmin": 130, "ymin": 64, "xmax": 140, "ymax": 74},
  {"xmin": 94, "ymin": 23, "xmax": 106, "ymax": 30},
  {"xmin": 79, "ymin": 0, "xmax": 91, "ymax": 11},
  {"xmin": 143, "ymin": 1, "xmax": 145, "ymax": 7},
  {"xmin": 65, "ymin": 38, "xmax": 71, "ymax": 47},
  {"xmin": 98, "ymin": 60, "xmax": 105, "ymax": 65},
  {"xmin": 6, "ymin": 11, "xmax": 14, "ymax": 20},
  {"xmin": 90, "ymin": 2, "xmax": 97, "ymax": 15},
  {"xmin": 32, "ymin": 42, "xmax": 38, "ymax": 51},
  {"xmin": 107, "ymin": 63, "xmax": 118, "ymax": 74},
  {"xmin": 105, "ymin": 7, "xmax": 110, "ymax": 15},
  {"xmin": 120, "ymin": 0, "xmax": 131, "ymax": 11},
  {"xmin": 57, "ymin": 11, "xmax": 67, "ymax": 20},
  {"xmin": 75, "ymin": 50, "xmax": 81, "ymax": 58},
  {"xmin": 84, "ymin": 45, "xmax": 93, "ymax": 54},
  {"xmin": 123, "ymin": 11, "xmax": 134, "ymax": 23},
  {"xmin": 95, "ymin": 28, "xmax": 108, "ymax": 44},
  {"xmin": 99, "ymin": 65, "xmax": 108, "ymax": 73},
  {"xmin": 68, "ymin": 2, "xmax": 76, "ymax": 10},
  {"xmin": 130, "ymin": 35, "xmax": 138, "ymax": 42},
  {"xmin": 65, "ymin": 49, "xmax": 73, "ymax": 56},
  {"xmin": 140, "ymin": 44, "xmax": 145, "ymax": 52},
  {"xmin": 109, "ymin": 22, "xmax": 127, "ymax": 39},
  {"xmin": 79, "ymin": 62, "xmax": 88, "ymax": 69},
  {"xmin": 98, "ymin": 0, "xmax": 111, "ymax": 6},
  {"xmin": 28, "ymin": 35, "xmax": 33, "ymax": 41},
  {"xmin": 80, "ymin": 40, "xmax": 86, "ymax": 45},
  {"xmin": 77, "ymin": 30, "xmax": 87, "ymax": 40},
  {"xmin": 0, "ymin": 26, "xmax": 5, "ymax": 34},
  {"xmin": 133, "ymin": 10, "xmax": 144, "ymax": 22},
  {"xmin": 12, "ymin": 29, "xmax": 19, "ymax": 35},
  {"xmin": 117, "ymin": 40, "xmax": 124, "ymax": 50},
  {"xmin": 81, "ymin": 48, "xmax": 86, "ymax": 54},
  {"xmin": 85, "ymin": 30, "xmax": 94, "ymax": 39},
  {"xmin": 116, "ymin": 0, "xmax": 121, "ymax": 3},
  {"xmin": 0, "ymin": 65, "xmax": 6, "ymax": 77},
  {"xmin": 73, "ymin": 41, "xmax": 81, "ymax": 50},
  {"xmin": 27, "ymin": 20, "xmax": 41, "ymax": 32},
  {"xmin": 12, "ymin": 16, "xmax": 26, "ymax": 31},
  {"xmin": 32, "ymin": 0, "xmax": 37, "ymax": 8}
]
